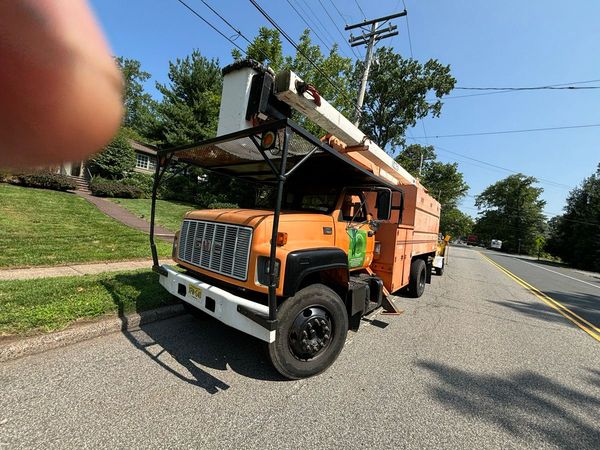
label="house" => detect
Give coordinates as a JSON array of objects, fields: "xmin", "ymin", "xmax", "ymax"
[{"xmin": 54, "ymin": 139, "xmax": 158, "ymax": 189}]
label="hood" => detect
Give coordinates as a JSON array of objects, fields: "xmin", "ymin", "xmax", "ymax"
[{"xmin": 185, "ymin": 209, "xmax": 334, "ymax": 229}]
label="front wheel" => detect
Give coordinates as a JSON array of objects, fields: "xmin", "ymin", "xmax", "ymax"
[{"xmin": 268, "ymin": 284, "xmax": 348, "ymax": 380}]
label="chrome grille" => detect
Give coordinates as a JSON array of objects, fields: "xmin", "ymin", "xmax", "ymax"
[{"xmin": 178, "ymin": 219, "xmax": 252, "ymax": 281}]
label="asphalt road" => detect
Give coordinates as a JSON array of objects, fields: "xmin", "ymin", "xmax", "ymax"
[
  {"xmin": 1, "ymin": 246, "xmax": 599, "ymax": 449},
  {"xmin": 482, "ymin": 250, "xmax": 600, "ymax": 331}
]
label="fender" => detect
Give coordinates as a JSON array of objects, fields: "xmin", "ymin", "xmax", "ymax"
[{"xmin": 283, "ymin": 248, "xmax": 349, "ymax": 297}]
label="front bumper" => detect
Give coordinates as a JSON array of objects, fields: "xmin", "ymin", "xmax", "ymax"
[{"xmin": 158, "ymin": 265, "xmax": 275, "ymax": 343}]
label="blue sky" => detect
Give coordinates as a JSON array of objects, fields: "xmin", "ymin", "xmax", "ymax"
[{"xmin": 90, "ymin": 0, "xmax": 600, "ymax": 218}]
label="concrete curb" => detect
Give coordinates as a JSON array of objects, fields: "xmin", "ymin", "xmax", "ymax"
[{"xmin": 0, "ymin": 304, "xmax": 185, "ymax": 363}]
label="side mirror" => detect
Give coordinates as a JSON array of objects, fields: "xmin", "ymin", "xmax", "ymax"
[{"xmin": 376, "ymin": 189, "xmax": 392, "ymax": 221}]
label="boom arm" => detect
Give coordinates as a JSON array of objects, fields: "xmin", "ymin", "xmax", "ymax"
[{"xmin": 273, "ymin": 70, "xmax": 417, "ymax": 187}]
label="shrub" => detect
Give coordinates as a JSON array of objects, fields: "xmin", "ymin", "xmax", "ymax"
[
  {"xmin": 208, "ymin": 202, "xmax": 239, "ymax": 209},
  {"xmin": 9, "ymin": 170, "xmax": 77, "ymax": 191},
  {"xmin": 122, "ymin": 172, "xmax": 154, "ymax": 198},
  {"xmin": 86, "ymin": 130, "xmax": 136, "ymax": 179},
  {"xmin": 90, "ymin": 177, "xmax": 143, "ymax": 198}
]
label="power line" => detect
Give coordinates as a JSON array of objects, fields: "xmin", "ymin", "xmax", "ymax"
[
  {"xmin": 285, "ymin": 0, "xmax": 333, "ymax": 52},
  {"xmin": 460, "ymin": 202, "xmax": 600, "ymax": 228},
  {"xmin": 298, "ymin": 0, "xmax": 340, "ymax": 51},
  {"xmin": 456, "ymin": 86, "xmax": 600, "ymax": 91},
  {"xmin": 317, "ymin": 0, "xmax": 362, "ymax": 59},
  {"xmin": 409, "ymin": 123, "xmax": 600, "ymax": 139},
  {"xmin": 197, "ymin": 0, "xmax": 252, "ymax": 45},
  {"xmin": 408, "ymin": 137, "xmax": 573, "ymax": 189},
  {"xmin": 327, "ymin": 0, "xmax": 364, "ymax": 58},
  {"xmin": 401, "ymin": 0, "xmax": 414, "ymax": 59},
  {"xmin": 328, "ymin": 0, "xmax": 348, "ymax": 23},
  {"xmin": 441, "ymin": 78, "xmax": 600, "ymax": 100},
  {"xmin": 353, "ymin": 0, "xmax": 367, "ymax": 20},
  {"xmin": 249, "ymin": 0, "xmax": 368, "ymax": 117},
  {"xmin": 175, "ymin": 0, "xmax": 246, "ymax": 54}
]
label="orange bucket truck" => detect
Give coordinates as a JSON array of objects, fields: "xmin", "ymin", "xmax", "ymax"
[{"xmin": 150, "ymin": 60, "xmax": 442, "ymax": 379}]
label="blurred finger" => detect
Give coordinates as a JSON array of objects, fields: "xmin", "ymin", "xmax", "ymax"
[{"xmin": 0, "ymin": 0, "xmax": 123, "ymax": 168}]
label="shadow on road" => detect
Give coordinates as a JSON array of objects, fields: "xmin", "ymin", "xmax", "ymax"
[
  {"xmin": 490, "ymin": 298, "xmax": 575, "ymax": 327},
  {"xmin": 491, "ymin": 289, "xmax": 600, "ymax": 330},
  {"xmin": 418, "ymin": 360, "xmax": 600, "ymax": 448},
  {"xmin": 121, "ymin": 313, "xmax": 285, "ymax": 394},
  {"xmin": 102, "ymin": 273, "xmax": 284, "ymax": 395}
]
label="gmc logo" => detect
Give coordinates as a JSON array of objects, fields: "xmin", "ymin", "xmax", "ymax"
[{"xmin": 194, "ymin": 239, "xmax": 212, "ymax": 252}]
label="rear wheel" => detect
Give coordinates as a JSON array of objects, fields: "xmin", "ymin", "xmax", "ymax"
[
  {"xmin": 268, "ymin": 284, "xmax": 348, "ymax": 380},
  {"xmin": 408, "ymin": 259, "xmax": 426, "ymax": 298}
]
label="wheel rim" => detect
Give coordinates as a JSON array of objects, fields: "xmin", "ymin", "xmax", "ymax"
[{"xmin": 288, "ymin": 306, "xmax": 333, "ymax": 361}]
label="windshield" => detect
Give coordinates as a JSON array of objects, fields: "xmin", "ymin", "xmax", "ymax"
[{"xmin": 282, "ymin": 187, "xmax": 340, "ymax": 213}]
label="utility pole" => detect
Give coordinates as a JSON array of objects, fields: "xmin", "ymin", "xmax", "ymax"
[{"xmin": 346, "ymin": 11, "xmax": 407, "ymax": 126}]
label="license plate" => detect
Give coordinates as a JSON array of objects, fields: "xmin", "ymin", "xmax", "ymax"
[{"xmin": 189, "ymin": 284, "xmax": 202, "ymax": 299}]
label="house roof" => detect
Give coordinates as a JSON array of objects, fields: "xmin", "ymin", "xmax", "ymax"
[{"xmin": 129, "ymin": 139, "xmax": 158, "ymax": 156}]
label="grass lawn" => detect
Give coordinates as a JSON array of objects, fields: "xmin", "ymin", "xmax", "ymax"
[
  {"xmin": 0, "ymin": 184, "xmax": 171, "ymax": 268},
  {"xmin": 0, "ymin": 269, "xmax": 174, "ymax": 336},
  {"xmin": 109, "ymin": 198, "xmax": 196, "ymax": 232}
]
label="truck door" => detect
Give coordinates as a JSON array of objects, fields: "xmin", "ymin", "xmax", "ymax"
[{"xmin": 336, "ymin": 191, "xmax": 375, "ymax": 270}]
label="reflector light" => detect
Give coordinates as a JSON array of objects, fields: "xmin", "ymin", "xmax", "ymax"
[{"xmin": 276, "ymin": 232, "xmax": 288, "ymax": 246}]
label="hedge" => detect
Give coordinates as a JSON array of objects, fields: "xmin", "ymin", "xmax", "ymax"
[
  {"xmin": 6, "ymin": 171, "xmax": 77, "ymax": 191},
  {"xmin": 208, "ymin": 202, "xmax": 239, "ymax": 209},
  {"xmin": 90, "ymin": 177, "xmax": 144, "ymax": 198}
]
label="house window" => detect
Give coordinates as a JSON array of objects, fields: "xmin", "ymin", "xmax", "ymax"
[
  {"xmin": 136, "ymin": 153, "xmax": 156, "ymax": 171},
  {"xmin": 136, "ymin": 153, "xmax": 149, "ymax": 170}
]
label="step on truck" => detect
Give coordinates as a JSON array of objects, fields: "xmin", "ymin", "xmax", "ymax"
[{"xmin": 150, "ymin": 60, "xmax": 443, "ymax": 379}]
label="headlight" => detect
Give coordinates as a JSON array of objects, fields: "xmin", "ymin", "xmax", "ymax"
[{"xmin": 257, "ymin": 256, "xmax": 281, "ymax": 286}]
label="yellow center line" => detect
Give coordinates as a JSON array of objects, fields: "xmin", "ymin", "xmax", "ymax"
[{"xmin": 479, "ymin": 252, "xmax": 600, "ymax": 342}]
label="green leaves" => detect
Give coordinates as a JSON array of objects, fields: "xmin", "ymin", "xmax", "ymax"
[
  {"xmin": 154, "ymin": 50, "xmax": 222, "ymax": 146},
  {"xmin": 474, "ymin": 174, "xmax": 547, "ymax": 254},
  {"xmin": 86, "ymin": 129, "xmax": 136, "ymax": 180},
  {"xmin": 116, "ymin": 57, "xmax": 157, "ymax": 138},
  {"xmin": 395, "ymin": 144, "xmax": 468, "ymax": 210},
  {"xmin": 360, "ymin": 48, "xmax": 455, "ymax": 149},
  {"xmin": 547, "ymin": 163, "xmax": 600, "ymax": 270}
]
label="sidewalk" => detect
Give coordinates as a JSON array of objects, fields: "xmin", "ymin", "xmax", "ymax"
[
  {"xmin": 0, "ymin": 259, "xmax": 173, "ymax": 281},
  {"xmin": 75, "ymin": 192, "xmax": 175, "ymax": 241}
]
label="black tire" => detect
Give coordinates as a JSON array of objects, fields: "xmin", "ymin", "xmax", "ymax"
[
  {"xmin": 408, "ymin": 259, "xmax": 426, "ymax": 298},
  {"xmin": 268, "ymin": 284, "xmax": 348, "ymax": 380}
]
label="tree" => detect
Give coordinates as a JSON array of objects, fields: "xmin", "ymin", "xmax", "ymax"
[
  {"xmin": 474, "ymin": 174, "xmax": 546, "ymax": 254},
  {"xmin": 394, "ymin": 143, "xmax": 436, "ymax": 175},
  {"xmin": 86, "ymin": 129, "xmax": 135, "ymax": 179},
  {"xmin": 440, "ymin": 207, "xmax": 474, "ymax": 238},
  {"xmin": 395, "ymin": 143, "xmax": 468, "ymax": 211},
  {"xmin": 359, "ymin": 48, "xmax": 456, "ymax": 150},
  {"xmin": 154, "ymin": 50, "xmax": 222, "ymax": 146},
  {"xmin": 546, "ymin": 163, "xmax": 600, "ymax": 270},
  {"xmin": 239, "ymin": 27, "xmax": 284, "ymax": 71},
  {"xmin": 115, "ymin": 57, "xmax": 157, "ymax": 138}
]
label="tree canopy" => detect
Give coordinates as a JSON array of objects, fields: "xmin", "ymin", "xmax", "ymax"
[
  {"xmin": 474, "ymin": 174, "xmax": 546, "ymax": 254},
  {"xmin": 115, "ymin": 57, "xmax": 157, "ymax": 138},
  {"xmin": 546, "ymin": 164, "xmax": 600, "ymax": 270},
  {"xmin": 359, "ymin": 47, "xmax": 456, "ymax": 149},
  {"xmin": 395, "ymin": 143, "xmax": 469, "ymax": 231},
  {"xmin": 154, "ymin": 50, "xmax": 222, "ymax": 146},
  {"xmin": 440, "ymin": 207, "xmax": 474, "ymax": 238}
]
